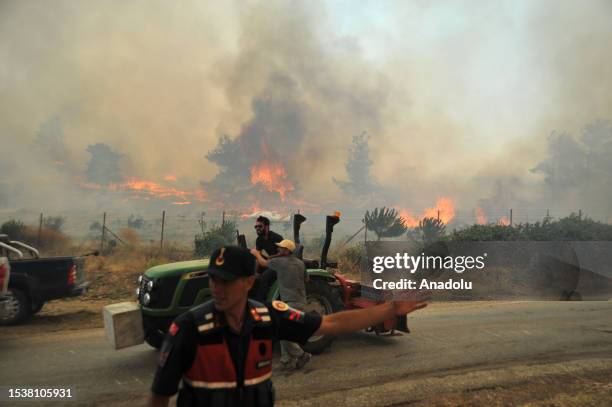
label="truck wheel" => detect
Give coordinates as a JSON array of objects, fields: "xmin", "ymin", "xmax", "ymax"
[
  {"xmin": 302, "ymin": 279, "xmax": 344, "ymax": 354},
  {"xmin": 145, "ymin": 329, "xmax": 165, "ymax": 349},
  {"xmin": 0, "ymin": 288, "xmax": 31, "ymax": 326},
  {"xmin": 32, "ymin": 301, "xmax": 45, "ymax": 314}
]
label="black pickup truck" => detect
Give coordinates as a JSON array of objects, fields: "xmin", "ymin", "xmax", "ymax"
[{"xmin": 0, "ymin": 234, "xmax": 93, "ymax": 325}]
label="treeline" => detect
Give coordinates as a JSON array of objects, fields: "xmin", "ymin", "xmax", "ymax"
[
  {"xmin": 363, "ymin": 208, "xmax": 612, "ymax": 242},
  {"xmin": 449, "ymin": 213, "xmax": 612, "ymax": 241}
]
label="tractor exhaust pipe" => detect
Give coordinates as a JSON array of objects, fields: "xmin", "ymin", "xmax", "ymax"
[
  {"xmin": 293, "ymin": 214, "xmax": 307, "ymax": 244},
  {"xmin": 320, "ymin": 212, "xmax": 340, "ymax": 269},
  {"xmin": 236, "ymin": 230, "xmax": 247, "ymax": 249}
]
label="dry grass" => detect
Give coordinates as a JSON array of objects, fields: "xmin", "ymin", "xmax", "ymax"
[{"xmin": 82, "ymin": 242, "xmax": 194, "ymax": 300}]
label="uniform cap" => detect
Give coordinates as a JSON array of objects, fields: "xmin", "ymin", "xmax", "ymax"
[
  {"xmin": 275, "ymin": 239, "xmax": 296, "ymax": 252},
  {"xmin": 208, "ymin": 246, "xmax": 255, "ymax": 280}
]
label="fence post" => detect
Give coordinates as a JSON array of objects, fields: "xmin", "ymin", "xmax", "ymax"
[
  {"xmin": 222, "ymin": 210, "xmax": 226, "ymax": 226},
  {"xmin": 437, "ymin": 210, "xmax": 440, "ymax": 221},
  {"xmin": 510, "ymin": 209, "xmax": 513, "ymax": 226},
  {"xmin": 578, "ymin": 209, "xmax": 582, "ymax": 219},
  {"xmin": 160, "ymin": 210, "xmax": 166, "ymax": 251},
  {"xmin": 101, "ymin": 212, "xmax": 106, "ymax": 252},
  {"xmin": 37, "ymin": 213, "xmax": 43, "ymax": 247}
]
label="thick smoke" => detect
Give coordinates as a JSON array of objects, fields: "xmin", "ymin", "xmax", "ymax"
[
  {"xmin": 85, "ymin": 143, "xmax": 124, "ymax": 185},
  {"xmin": 531, "ymin": 120, "xmax": 612, "ymax": 216},
  {"xmin": 333, "ymin": 132, "xmax": 385, "ymax": 204},
  {"xmin": 32, "ymin": 116, "xmax": 69, "ymax": 166},
  {"xmin": 0, "ymin": 1, "xmax": 611, "ymax": 222},
  {"xmin": 204, "ymin": 73, "xmax": 307, "ymax": 204}
]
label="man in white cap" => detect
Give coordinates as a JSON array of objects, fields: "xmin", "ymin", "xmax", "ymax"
[{"xmin": 251, "ymin": 239, "xmax": 311, "ymax": 369}]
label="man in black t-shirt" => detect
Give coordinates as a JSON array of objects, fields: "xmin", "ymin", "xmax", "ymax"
[
  {"xmin": 254, "ymin": 216, "xmax": 283, "ymax": 257},
  {"xmin": 149, "ymin": 246, "xmax": 428, "ymax": 407},
  {"xmin": 252, "ymin": 216, "xmax": 283, "ymax": 302}
]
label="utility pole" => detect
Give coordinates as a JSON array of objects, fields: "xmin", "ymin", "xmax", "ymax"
[
  {"xmin": 101, "ymin": 212, "xmax": 107, "ymax": 252},
  {"xmin": 37, "ymin": 213, "xmax": 43, "ymax": 247},
  {"xmin": 160, "ymin": 210, "xmax": 166, "ymax": 250},
  {"xmin": 222, "ymin": 210, "xmax": 226, "ymax": 226}
]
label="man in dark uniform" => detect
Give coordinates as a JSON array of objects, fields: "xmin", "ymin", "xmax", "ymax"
[
  {"xmin": 254, "ymin": 216, "xmax": 283, "ymax": 257},
  {"xmin": 252, "ymin": 216, "xmax": 283, "ymax": 302},
  {"xmin": 150, "ymin": 246, "xmax": 428, "ymax": 407}
]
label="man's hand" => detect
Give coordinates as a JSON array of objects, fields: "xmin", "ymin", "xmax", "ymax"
[
  {"xmin": 391, "ymin": 291, "xmax": 430, "ymax": 316},
  {"xmin": 315, "ymin": 292, "xmax": 429, "ymax": 337},
  {"xmin": 392, "ymin": 299, "xmax": 428, "ymax": 316}
]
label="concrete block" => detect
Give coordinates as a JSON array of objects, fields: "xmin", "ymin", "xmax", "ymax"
[{"xmin": 103, "ymin": 302, "xmax": 144, "ymax": 349}]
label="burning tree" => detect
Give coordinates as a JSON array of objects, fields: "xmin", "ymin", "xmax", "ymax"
[{"xmin": 363, "ymin": 207, "xmax": 407, "ymax": 241}]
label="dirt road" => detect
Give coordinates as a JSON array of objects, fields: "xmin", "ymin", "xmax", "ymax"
[{"xmin": 1, "ymin": 300, "xmax": 611, "ymax": 406}]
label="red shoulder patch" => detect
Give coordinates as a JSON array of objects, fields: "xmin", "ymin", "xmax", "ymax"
[
  {"xmin": 169, "ymin": 322, "xmax": 179, "ymax": 336},
  {"xmin": 288, "ymin": 309, "xmax": 304, "ymax": 322}
]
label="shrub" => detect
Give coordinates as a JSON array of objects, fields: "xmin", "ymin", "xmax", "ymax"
[
  {"xmin": 43, "ymin": 216, "xmax": 65, "ymax": 232},
  {"xmin": 449, "ymin": 213, "xmax": 612, "ymax": 241},
  {"xmin": 194, "ymin": 221, "xmax": 237, "ymax": 257},
  {"xmin": 1, "ymin": 219, "xmax": 28, "ymax": 240}
]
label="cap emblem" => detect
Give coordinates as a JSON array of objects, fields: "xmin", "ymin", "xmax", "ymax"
[{"xmin": 215, "ymin": 247, "xmax": 226, "ymax": 266}]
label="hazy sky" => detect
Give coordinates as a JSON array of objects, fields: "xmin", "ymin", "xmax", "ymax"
[{"xmin": 1, "ymin": 0, "xmax": 611, "ymax": 222}]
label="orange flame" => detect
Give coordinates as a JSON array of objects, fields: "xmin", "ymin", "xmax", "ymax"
[
  {"xmin": 498, "ymin": 216, "xmax": 510, "ymax": 226},
  {"xmin": 422, "ymin": 197, "xmax": 456, "ymax": 225},
  {"xmin": 398, "ymin": 209, "xmax": 420, "ymax": 228},
  {"xmin": 398, "ymin": 197, "xmax": 456, "ymax": 227},
  {"xmin": 241, "ymin": 204, "xmax": 264, "ymax": 219},
  {"xmin": 109, "ymin": 178, "xmax": 192, "ymax": 200},
  {"xmin": 164, "ymin": 175, "xmax": 178, "ymax": 182},
  {"xmin": 172, "ymin": 201, "xmax": 192, "ymax": 205},
  {"xmin": 250, "ymin": 161, "xmax": 294, "ymax": 201},
  {"xmin": 475, "ymin": 207, "xmax": 488, "ymax": 225},
  {"xmin": 194, "ymin": 188, "xmax": 207, "ymax": 202}
]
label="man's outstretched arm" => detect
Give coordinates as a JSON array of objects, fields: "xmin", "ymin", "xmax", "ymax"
[{"xmin": 314, "ymin": 298, "xmax": 428, "ymax": 337}]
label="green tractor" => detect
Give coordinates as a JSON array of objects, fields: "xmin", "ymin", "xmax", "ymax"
[{"xmin": 136, "ymin": 213, "xmax": 345, "ymax": 354}]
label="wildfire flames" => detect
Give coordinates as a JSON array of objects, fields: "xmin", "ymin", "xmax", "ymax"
[
  {"xmin": 498, "ymin": 216, "xmax": 510, "ymax": 226},
  {"xmin": 475, "ymin": 207, "xmax": 487, "ymax": 225},
  {"xmin": 79, "ymin": 177, "xmax": 206, "ymax": 204},
  {"xmin": 398, "ymin": 197, "xmax": 456, "ymax": 227},
  {"xmin": 241, "ymin": 205, "xmax": 265, "ymax": 219},
  {"xmin": 250, "ymin": 161, "xmax": 294, "ymax": 201},
  {"xmin": 109, "ymin": 178, "xmax": 192, "ymax": 200}
]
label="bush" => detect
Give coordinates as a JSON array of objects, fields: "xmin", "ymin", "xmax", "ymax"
[
  {"xmin": 43, "ymin": 216, "xmax": 65, "ymax": 232},
  {"xmin": 127, "ymin": 214, "xmax": 145, "ymax": 229},
  {"xmin": 194, "ymin": 221, "xmax": 237, "ymax": 257},
  {"xmin": 336, "ymin": 243, "xmax": 364, "ymax": 276},
  {"xmin": 119, "ymin": 228, "xmax": 140, "ymax": 246},
  {"xmin": 1, "ymin": 219, "xmax": 28, "ymax": 240},
  {"xmin": 449, "ymin": 213, "xmax": 612, "ymax": 241},
  {"xmin": 416, "ymin": 217, "xmax": 446, "ymax": 244}
]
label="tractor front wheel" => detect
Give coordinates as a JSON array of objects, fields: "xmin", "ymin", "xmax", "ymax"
[{"xmin": 302, "ymin": 279, "xmax": 344, "ymax": 354}]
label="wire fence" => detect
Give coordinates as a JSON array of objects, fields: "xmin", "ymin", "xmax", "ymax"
[{"xmin": 2, "ymin": 208, "xmax": 610, "ymax": 253}]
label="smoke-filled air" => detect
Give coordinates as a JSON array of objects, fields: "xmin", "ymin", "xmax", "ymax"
[{"xmin": 2, "ymin": 0, "xmax": 612, "ymax": 227}]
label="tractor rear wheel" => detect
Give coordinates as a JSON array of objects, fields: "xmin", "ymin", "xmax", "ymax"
[{"xmin": 302, "ymin": 279, "xmax": 344, "ymax": 354}]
